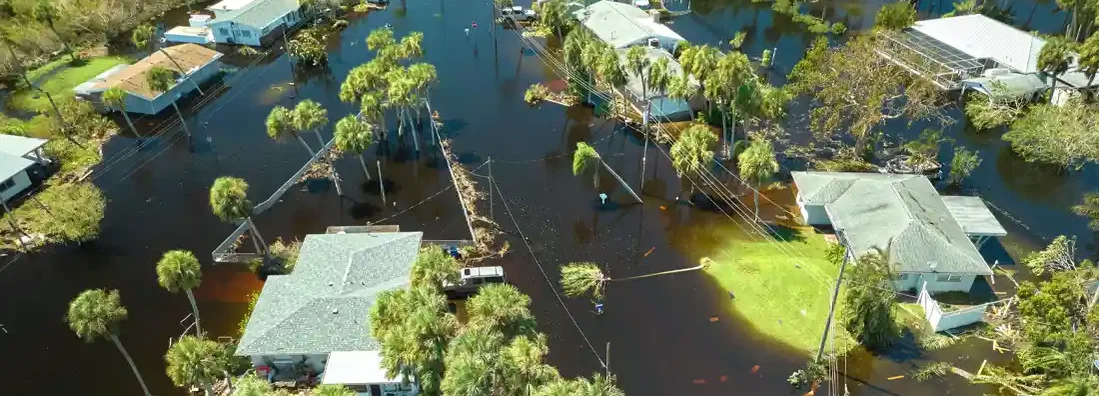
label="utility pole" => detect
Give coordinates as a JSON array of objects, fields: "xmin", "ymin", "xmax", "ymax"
[
  {"xmin": 817, "ymin": 238, "xmax": 849, "ymax": 361},
  {"xmin": 377, "ymin": 160, "xmax": 386, "ymax": 205},
  {"xmin": 487, "ymin": 157, "xmax": 493, "ymax": 221},
  {"xmin": 605, "ymin": 342, "xmax": 611, "ymax": 376}
]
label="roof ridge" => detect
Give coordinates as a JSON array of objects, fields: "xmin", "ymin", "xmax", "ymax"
[{"xmin": 889, "ymin": 180, "xmax": 981, "ymax": 266}]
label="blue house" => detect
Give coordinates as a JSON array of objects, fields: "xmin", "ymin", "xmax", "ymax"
[{"xmin": 75, "ymin": 44, "xmax": 223, "ymax": 115}]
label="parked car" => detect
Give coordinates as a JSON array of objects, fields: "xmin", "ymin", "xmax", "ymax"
[
  {"xmin": 501, "ymin": 6, "xmax": 537, "ymax": 21},
  {"xmin": 443, "ymin": 266, "xmax": 507, "ymax": 299}
]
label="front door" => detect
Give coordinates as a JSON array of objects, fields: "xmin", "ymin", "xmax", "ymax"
[{"xmin": 369, "ymin": 384, "xmax": 382, "ymax": 396}]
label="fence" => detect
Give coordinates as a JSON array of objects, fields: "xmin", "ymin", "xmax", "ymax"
[{"xmin": 917, "ymin": 281, "xmax": 992, "ymax": 332}]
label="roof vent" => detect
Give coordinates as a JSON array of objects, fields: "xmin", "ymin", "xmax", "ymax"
[
  {"xmin": 929, "ymin": 261, "xmax": 938, "ymax": 272},
  {"xmin": 332, "ymin": 308, "xmax": 339, "ymax": 314},
  {"xmin": 328, "ymin": 282, "xmax": 334, "ymax": 287}
]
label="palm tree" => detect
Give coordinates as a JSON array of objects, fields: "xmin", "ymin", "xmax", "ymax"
[
  {"xmin": 1037, "ymin": 37, "xmax": 1076, "ymax": 104},
  {"xmin": 209, "ymin": 176, "xmax": 267, "ymax": 254},
  {"xmin": 292, "ymin": 99, "xmax": 329, "ymax": 147},
  {"xmin": 165, "ymin": 335, "xmax": 232, "ymax": 396},
  {"xmin": 573, "ymin": 141, "xmax": 601, "ymax": 188},
  {"xmin": 441, "ymin": 323, "xmax": 507, "ymax": 395},
  {"xmin": 334, "ymin": 115, "xmax": 375, "ymax": 179},
  {"xmin": 712, "ymin": 52, "xmax": 754, "ymax": 157},
  {"xmin": 66, "ymin": 289, "xmax": 151, "ymax": 396},
  {"xmin": 267, "ymin": 106, "xmax": 315, "ymax": 155},
  {"xmin": 133, "ymin": 24, "xmax": 205, "ymax": 95},
  {"xmin": 400, "ymin": 31, "xmax": 425, "ymax": 61},
  {"xmin": 467, "ymin": 283, "xmax": 537, "ymax": 338},
  {"xmin": 502, "ymin": 333, "xmax": 560, "ymax": 395},
  {"xmin": 1071, "ymin": 191, "xmax": 1099, "ymax": 230},
  {"xmin": 670, "ymin": 124, "xmax": 717, "ymax": 198},
  {"xmin": 102, "ymin": 88, "xmax": 140, "ymax": 137},
  {"xmin": 624, "ymin": 46, "xmax": 652, "ymax": 103},
  {"xmin": 677, "ymin": 44, "xmax": 718, "ymax": 112},
  {"xmin": 145, "ymin": 65, "xmax": 194, "ymax": 139},
  {"xmin": 737, "ymin": 139, "xmax": 779, "ymax": 220},
  {"xmin": 541, "ymin": 0, "xmax": 571, "ymax": 39},
  {"xmin": 640, "ymin": 57, "xmax": 671, "ymax": 191},
  {"xmin": 559, "ymin": 260, "xmax": 709, "ymax": 299},
  {"xmin": 842, "ymin": 248, "xmax": 900, "ymax": 350},
  {"xmin": 1077, "ymin": 31, "xmax": 1099, "ymax": 93},
  {"xmin": 370, "ymin": 287, "xmax": 457, "ymax": 395},
  {"xmin": 361, "ymin": 92, "xmax": 388, "ymax": 140},
  {"xmin": 33, "ymin": 0, "xmax": 76, "ymax": 62},
  {"xmin": 156, "ymin": 250, "xmax": 204, "ymax": 335},
  {"xmin": 313, "ymin": 384, "xmax": 357, "ymax": 396},
  {"xmin": 410, "ymin": 245, "xmax": 460, "ymax": 290},
  {"xmin": 386, "ymin": 69, "xmax": 421, "ymax": 151},
  {"xmin": 408, "ymin": 63, "xmax": 437, "ymax": 129}
]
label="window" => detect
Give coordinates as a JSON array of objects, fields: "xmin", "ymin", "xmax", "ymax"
[
  {"xmin": 0, "ymin": 178, "xmax": 13, "ymax": 192},
  {"xmin": 936, "ymin": 274, "xmax": 963, "ymax": 282},
  {"xmin": 896, "ymin": 274, "xmax": 909, "ymax": 281},
  {"xmin": 219, "ymin": 28, "xmax": 229, "ymax": 36},
  {"xmin": 241, "ymin": 30, "xmax": 252, "ymax": 38}
]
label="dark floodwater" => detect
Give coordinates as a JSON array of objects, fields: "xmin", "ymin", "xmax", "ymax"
[{"xmin": 0, "ymin": 0, "xmax": 1091, "ymax": 395}]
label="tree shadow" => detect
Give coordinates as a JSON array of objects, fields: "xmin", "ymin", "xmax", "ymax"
[{"xmin": 362, "ymin": 178, "xmax": 399, "ymax": 196}]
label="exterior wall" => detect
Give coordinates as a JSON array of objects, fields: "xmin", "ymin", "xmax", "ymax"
[
  {"xmin": 917, "ymin": 283, "xmax": 989, "ymax": 332},
  {"xmin": 125, "ymin": 60, "xmax": 223, "ymax": 115},
  {"xmin": 796, "ymin": 200, "xmax": 831, "ymax": 225},
  {"xmin": 210, "ymin": 21, "xmax": 263, "ymax": 46},
  {"xmin": 894, "ymin": 273, "xmax": 976, "ymax": 293},
  {"xmin": 164, "ymin": 30, "xmax": 212, "ymax": 44},
  {"xmin": 250, "ymin": 353, "xmax": 329, "ymax": 373},
  {"xmin": 619, "ymin": 35, "xmax": 680, "ymax": 53},
  {"xmin": 0, "ymin": 170, "xmax": 32, "ymax": 202}
]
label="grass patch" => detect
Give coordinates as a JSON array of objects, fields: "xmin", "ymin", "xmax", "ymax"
[
  {"xmin": 704, "ymin": 225, "xmax": 855, "ymax": 354},
  {"xmin": 9, "ymin": 55, "xmax": 131, "ymax": 112}
]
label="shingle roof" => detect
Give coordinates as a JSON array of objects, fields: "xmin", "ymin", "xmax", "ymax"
[
  {"xmin": 236, "ymin": 232, "xmax": 423, "ymax": 356},
  {"xmin": 93, "ymin": 44, "xmax": 222, "ymax": 100},
  {"xmin": 576, "ymin": 1, "xmax": 684, "ymax": 49},
  {"xmin": 911, "ymin": 14, "xmax": 1045, "ymax": 73},
  {"xmin": 211, "ymin": 0, "xmax": 298, "ymax": 29},
  {"xmin": 792, "ymin": 172, "xmax": 992, "ymax": 275}
]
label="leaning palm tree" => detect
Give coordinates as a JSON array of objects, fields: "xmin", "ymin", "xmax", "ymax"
[
  {"xmin": 33, "ymin": 0, "xmax": 76, "ymax": 62},
  {"xmin": 165, "ymin": 335, "xmax": 232, "ymax": 396},
  {"xmin": 66, "ymin": 289, "xmax": 151, "ymax": 396},
  {"xmin": 267, "ymin": 106, "xmax": 315, "ymax": 155},
  {"xmin": 313, "ymin": 384, "xmax": 356, "ymax": 396},
  {"xmin": 209, "ymin": 176, "xmax": 267, "ymax": 254},
  {"xmin": 410, "ymin": 245, "xmax": 460, "ymax": 291},
  {"xmin": 133, "ymin": 24, "xmax": 205, "ymax": 95},
  {"xmin": 146, "ymin": 66, "xmax": 194, "ymax": 139},
  {"xmin": 737, "ymin": 139, "xmax": 779, "ymax": 220},
  {"xmin": 559, "ymin": 259, "xmax": 709, "ymax": 300},
  {"xmin": 1037, "ymin": 37, "xmax": 1075, "ymax": 104},
  {"xmin": 156, "ymin": 250, "xmax": 204, "ymax": 335},
  {"xmin": 334, "ymin": 115, "xmax": 375, "ymax": 178},
  {"xmin": 572, "ymin": 142, "xmax": 643, "ymax": 202},
  {"xmin": 102, "ymin": 88, "xmax": 140, "ymax": 137},
  {"xmin": 292, "ymin": 99, "xmax": 329, "ymax": 147},
  {"xmin": 640, "ymin": 57, "xmax": 671, "ymax": 192},
  {"xmin": 670, "ymin": 124, "xmax": 717, "ymax": 198}
]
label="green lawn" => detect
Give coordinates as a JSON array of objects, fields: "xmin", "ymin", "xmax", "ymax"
[
  {"xmin": 9, "ymin": 55, "xmax": 131, "ymax": 112},
  {"xmin": 704, "ymin": 225, "xmax": 856, "ymax": 355}
]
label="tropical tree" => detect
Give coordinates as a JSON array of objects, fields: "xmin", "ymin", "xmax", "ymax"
[
  {"xmin": 595, "ymin": 45, "xmax": 627, "ymax": 93},
  {"xmin": 267, "ymin": 106, "xmax": 315, "ymax": 155},
  {"xmin": 669, "ymin": 124, "xmax": 716, "ymax": 197},
  {"xmin": 33, "ymin": 0, "xmax": 76, "ymax": 62},
  {"xmin": 533, "ymin": 374, "xmax": 625, "ymax": 396},
  {"xmin": 133, "ymin": 24, "xmax": 205, "ymax": 95},
  {"xmin": 540, "ymin": 0, "xmax": 571, "ymax": 39},
  {"xmin": 1038, "ymin": 37, "xmax": 1076, "ymax": 103},
  {"xmin": 707, "ymin": 51, "xmax": 754, "ymax": 157},
  {"xmin": 640, "ymin": 56, "xmax": 671, "ymax": 191},
  {"xmin": 232, "ymin": 374, "xmax": 271, "ymax": 396},
  {"xmin": 334, "ymin": 115, "xmax": 374, "ymax": 178},
  {"xmin": 400, "ymin": 31, "xmax": 425, "ymax": 61},
  {"xmin": 370, "ymin": 286, "xmax": 457, "ymax": 395},
  {"xmin": 165, "ymin": 335, "xmax": 233, "ymax": 396},
  {"xmin": 209, "ymin": 176, "xmax": 267, "ymax": 254},
  {"xmin": 467, "ymin": 283, "xmax": 537, "ymax": 338},
  {"xmin": 32, "ymin": 182, "xmax": 106, "ymax": 244},
  {"xmin": 66, "ymin": 289, "xmax": 151, "ymax": 396},
  {"xmin": 1003, "ymin": 99, "xmax": 1099, "ymax": 169},
  {"xmin": 573, "ymin": 141, "xmax": 601, "ymax": 187},
  {"xmin": 842, "ymin": 249, "xmax": 900, "ymax": 350},
  {"xmin": 874, "ymin": 2, "xmax": 916, "ymax": 30},
  {"xmin": 559, "ymin": 260, "xmax": 709, "ymax": 300},
  {"xmin": 156, "ymin": 250, "xmax": 204, "ymax": 335},
  {"xmin": 1072, "ymin": 191, "xmax": 1099, "ymax": 230},
  {"xmin": 737, "ymin": 139, "xmax": 779, "ymax": 220},
  {"xmin": 145, "ymin": 65, "xmax": 193, "ymax": 139},
  {"xmin": 410, "ymin": 245, "xmax": 460, "ymax": 291},
  {"xmin": 313, "ymin": 384, "xmax": 357, "ymax": 396},
  {"xmin": 947, "ymin": 147, "xmax": 981, "ymax": 186},
  {"xmin": 677, "ymin": 44, "xmax": 719, "ymax": 109},
  {"xmin": 1077, "ymin": 31, "xmax": 1099, "ymax": 92},
  {"xmin": 292, "ymin": 99, "xmax": 329, "ymax": 147},
  {"xmin": 102, "ymin": 88, "xmax": 139, "ymax": 137},
  {"xmin": 624, "ymin": 46, "xmax": 652, "ymax": 104}
]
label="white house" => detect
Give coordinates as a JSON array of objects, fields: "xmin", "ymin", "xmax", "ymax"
[
  {"xmin": 236, "ymin": 231, "xmax": 423, "ymax": 396},
  {"xmin": 206, "ymin": 0, "xmax": 305, "ymax": 47},
  {"xmin": 791, "ymin": 172, "xmax": 1005, "ymax": 294},
  {"xmin": 0, "ymin": 135, "xmax": 48, "ymax": 203},
  {"xmin": 74, "ymin": 44, "xmax": 223, "ymax": 115},
  {"xmin": 574, "ymin": 1, "xmax": 685, "ymax": 52}
]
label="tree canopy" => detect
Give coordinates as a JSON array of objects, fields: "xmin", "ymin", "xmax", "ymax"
[
  {"xmin": 670, "ymin": 124, "xmax": 716, "ymax": 178},
  {"xmin": 410, "ymin": 245, "xmax": 460, "ymax": 291},
  {"xmin": 1003, "ymin": 99, "xmax": 1099, "ymax": 169},
  {"xmin": 164, "ymin": 335, "xmax": 234, "ymax": 395},
  {"xmin": 841, "ymin": 249, "xmax": 899, "ymax": 351},
  {"xmin": 66, "ymin": 288, "xmax": 127, "ymax": 342},
  {"xmin": 209, "ymin": 176, "xmax": 254, "ymax": 223},
  {"xmin": 874, "ymin": 2, "xmax": 916, "ymax": 30}
]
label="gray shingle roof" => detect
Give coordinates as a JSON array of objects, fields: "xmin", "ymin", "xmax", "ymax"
[
  {"xmin": 236, "ymin": 232, "xmax": 423, "ymax": 356},
  {"xmin": 792, "ymin": 172, "xmax": 992, "ymax": 275},
  {"xmin": 575, "ymin": 1, "xmax": 684, "ymax": 49},
  {"xmin": 214, "ymin": 0, "xmax": 298, "ymax": 29}
]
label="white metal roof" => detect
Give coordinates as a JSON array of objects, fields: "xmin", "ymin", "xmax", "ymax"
[
  {"xmin": 911, "ymin": 14, "xmax": 1045, "ymax": 74},
  {"xmin": 208, "ymin": 0, "xmax": 255, "ymax": 11},
  {"xmin": 322, "ymin": 351, "xmax": 402, "ymax": 386},
  {"xmin": 940, "ymin": 196, "xmax": 1008, "ymax": 237},
  {"xmin": 0, "ymin": 134, "xmax": 47, "ymax": 157}
]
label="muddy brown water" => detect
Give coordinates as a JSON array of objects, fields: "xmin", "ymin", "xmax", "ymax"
[{"xmin": 0, "ymin": 0, "xmax": 1089, "ymax": 395}]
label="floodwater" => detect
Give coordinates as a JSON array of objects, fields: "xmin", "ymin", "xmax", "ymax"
[{"xmin": 0, "ymin": 0, "xmax": 1091, "ymax": 395}]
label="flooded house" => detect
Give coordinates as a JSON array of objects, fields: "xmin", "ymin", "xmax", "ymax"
[
  {"xmin": 235, "ymin": 231, "xmax": 422, "ymax": 396},
  {"xmin": 791, "ymin": 172, "xmax": 1006, "ymax": 294},
  {"xmin": 72, "ymin": 44, "xmax": 223, "ymax": 115},
  {"xmin": 574, "ymin": 0, "xmax": 685, "ymax": 52},
  {"xmin": 876, "ymin": 14, "xmax": 1099, "ymax": 104},
  {"xmin": 165, "ymin": 0, "xmax": 306, "ymax": 46},
  {"xmin": 0, "ymin": 134, "xmax": 49, "ymax": 204},
  {"xmin": 616, "ymin": 46, "xmax": 702, "ymax": 121}
]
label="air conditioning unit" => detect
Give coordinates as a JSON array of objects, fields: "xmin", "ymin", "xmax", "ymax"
[{"xmin": 647, "ymin": 37, "xmax": 659, "ymax": 48}]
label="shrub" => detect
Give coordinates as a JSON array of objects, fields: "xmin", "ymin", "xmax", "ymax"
[
  {"xmin": 825, "ymin": 243, "xmax": 846, "ymax": 266},
  {"xmin": 237, "ymin": 290, "xmax": 262, "ymax": 336},
  {"xmin": 815, "ymin": 159, "xmax": 875, "ymax": 172},
  {"xmin": 524, "ymin": 83, "xmax": 551, "ymax": 105},
  {"xmin": 948, "ymin": 147, "xmax": 981, "ymax": 186}
]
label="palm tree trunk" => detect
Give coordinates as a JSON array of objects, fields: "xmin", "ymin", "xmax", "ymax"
[
  {"xmin": 611, "ymin": 262, "xmax": 706, "ymax": 281},
  {"xmin": 408, "ymin": 109, "xmax": 420, "ymax": 152},
  {"xmin": 159, "ymin": 48, "xmax": 205, "ymax": 96},
  {"xmin": 202, "ymin": 379, "xmax": 214, "ymax": 396},
  {"xmin": 754, "ymin": 189, "xmax": 760, "ymax": 220},
  {"xmin": 120, "ymin": 110, "xmax": 140, "ymax": 137},
  {"xmin": 110, "ymin": 334, "xmax": 152, "ymax": 396},
  {"xmin": 313, "ymin": 129, "xmax": 325, "ymax": 147},
  {"xmin": 359, "ymin": 154, "xmax": 371, "ymax": 180},
  {"xmin": 377, "ymin": 159, "xmax": 387, "ymax": 205},
  {"xmin": 245, "ymin": 216, "xmax": 268, "ymax": 254},
  {"xmin": 721, "ymin": 110, "xmax": 728, "ymax": 158},
  {"xmin": 599, "ymin": 159, "xmax": 643, "ymax": 203},
  {"xmin": 1049, "ymin": 78, "xmax": 1058, "ymax": 104},
  {"xmin": 185, "ymin": 288, "xmax": 202, "ymax": 336},
  {"xmin": 295, "ymin": 133, "xmax": 316, "ymax": 156}
]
